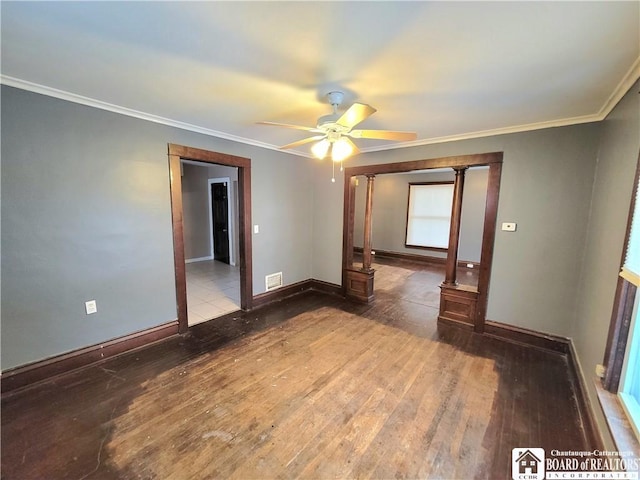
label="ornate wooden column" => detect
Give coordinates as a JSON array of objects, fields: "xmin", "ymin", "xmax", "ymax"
[
  {"xmin": 439, "ymin": 166, "xmax": 480, "ymax": 330},
  {"xmin": 443, "ymin": 167, "xmax": 467, "ymax": 286},
  {"xmin": 345, "ymin": 175, "xmax": 376, "ymax": 303},
  {"xmin": 362, "ymin": 174, "xmax": 375, "ymax": 272}
]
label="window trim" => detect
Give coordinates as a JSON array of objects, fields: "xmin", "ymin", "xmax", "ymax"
[
  {"xmin": 601, "ymin": 150, "xmax": 640, "ymax": 452},
  {"xmin": 603, "ymin": 151, "xmax": 640, "ymax": 393},
  {"xmin": 404, "ymin": 181, "xmax": 454, "ymax": 251},
  {"xmin": 603, "ymin": 280, "xmax": 638, "ymax": 392}
]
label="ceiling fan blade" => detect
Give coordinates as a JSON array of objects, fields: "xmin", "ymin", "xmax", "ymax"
[
  {"xmin": 344, "ymin": 137, "xmax": 360, "ymax": 155},
  {"xmin": 349, "ymin": 129, "xmax": 417, "ymax": 141},
  {"xmin": 257, "ymin": 121, "xmax": 319, "ymax": 132},
  {"xmin": 336, "ymin": 103, "xmax": 377, "ymax": 130},
  {"xmin": 280, "ymin": 135, "xmax": 327, "ymax": 149}
]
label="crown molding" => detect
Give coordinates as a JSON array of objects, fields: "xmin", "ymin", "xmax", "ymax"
[
  {"xmin": 597, "ymin": 55, "xmax": 640, "ymax": 119},
  {"xmin": 361, "ymin": 56, "xmax": 640, "ymax": 154},
  {"xmin": 358, "ymin": 113, "xmax": 601, "ymax": 154},
  {"xmin": 0, "ymin": 75, "xmax": 306, "ymax": 157},
  {"xmin": 3, "ymin": 55, "xmax": 639, "ymax": 158}
]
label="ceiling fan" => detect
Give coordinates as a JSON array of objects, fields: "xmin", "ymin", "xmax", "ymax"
[{"xmin": 258, "ymin": 91, "xmax": 417, "ymax": 164}]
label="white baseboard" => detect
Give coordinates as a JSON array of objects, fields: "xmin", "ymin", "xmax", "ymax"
[{"xmin": 185, "ymin": 256, "xmax": 213, "ymax": 264}]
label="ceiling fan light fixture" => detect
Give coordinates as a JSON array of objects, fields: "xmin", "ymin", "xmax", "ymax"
[
  {"xmin": 258, "ymin": 91, "xmax": 416, "ymax": 179},
  {"xmin": 331, "ymin": 137, "xmax": 353, "ymax": 162},
  {"xmin": 311, "ymin": 138, "xmax": 331, "ymax": 159}
]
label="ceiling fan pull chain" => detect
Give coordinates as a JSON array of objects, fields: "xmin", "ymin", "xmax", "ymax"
[{"xmin": 332, "ymin": 161, "xmax": 336, "ymax": 183}]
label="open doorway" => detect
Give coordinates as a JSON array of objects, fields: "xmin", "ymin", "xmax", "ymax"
[
  {"xmin": 180, "ymin": 163, "xmax": 240, "ymax": 326},
  {"xmin": 351, "ymin": 167, "xmax": 488, "ymax": 316},
  {"xmin": 342, "ymin": 152, "xmax": 502, "ymax": 333},
  {"xmin": 168, "ymin": 144, "xmax": 252, "ymax": 334}
]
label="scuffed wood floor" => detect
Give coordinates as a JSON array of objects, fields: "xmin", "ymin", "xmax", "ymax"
[{"xmin": 1, "ymin": 260, "xmax": 590, "ymax": 479}]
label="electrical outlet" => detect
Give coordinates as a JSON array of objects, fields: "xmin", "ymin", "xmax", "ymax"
[
  {"xmin": 502, "ymin": 222, "xmax": 517, "ymax": 232},
  {"xmin": 85, "ymin": 300, "xmax": 97, "ymax": 315}
]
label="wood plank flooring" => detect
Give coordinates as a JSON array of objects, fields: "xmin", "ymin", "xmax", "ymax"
[{"xmin": 2, "ymin": 260, "xmax": 591, "ymax": 479}]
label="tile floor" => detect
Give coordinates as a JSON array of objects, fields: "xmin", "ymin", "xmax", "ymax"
[{"xmin": 185, "ymin": 259, "xmax": 241, "ymax": 326}]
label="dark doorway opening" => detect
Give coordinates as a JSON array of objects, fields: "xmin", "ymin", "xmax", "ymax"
[{"xmin": 211, "ymin": 182, "xmax": 230, "ymax": 265}]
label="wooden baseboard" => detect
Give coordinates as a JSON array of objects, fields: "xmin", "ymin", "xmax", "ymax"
[
  {"xmin": 353, "ymin": 247, "xmax": 479, "ymax": 269},
  {"xmin": 567, "ymin": 341, "xmax": 606, "ymax": 450},
  {"xmin": 252, "ymin": 279, "xmax": 343, "ymax": 308},
  {"xmin": 1, "ymin": 320, "xmax": 179, "ymax": 395},
  {"xmin": 3, "ymin": 280, "xmax": 344, "ymax": 395},
  {"xmin": 484, "ymin": 320, "xmax": 570, "ymax": 354},
  {"xmin": 484, "ymin": 320, "xmax": 603, "ymax": 448},
  {"xmin": 309, "ymin": 279, "xmax": 343, "ymax": 296},
  {"xmin": 252, "ymin": 279, "xmax": 313, "ymax": 308}
]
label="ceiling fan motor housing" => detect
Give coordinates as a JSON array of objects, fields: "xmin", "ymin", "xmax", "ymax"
[
  {"xmin": 317, "ymin": 113, "xmax": 343, "ymax": 130},
  {"xmin": 317, "ymin": 91, "xmax": 348, "ymax": 134},
  {"xmin": 326, "ymin": 91, "xmax": 345, "ymax": 108}
]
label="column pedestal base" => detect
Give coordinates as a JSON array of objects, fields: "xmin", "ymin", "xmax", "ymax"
[
  {"xmin": 345, "ymin": 268, "xmax": 375, "ymax": 303},
  {"xmin": 438, "ymin": 283, "xmax": 479, "ymax": 331}
]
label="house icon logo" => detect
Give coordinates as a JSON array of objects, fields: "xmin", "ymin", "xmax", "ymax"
[{"xmin": 512, "ymin": 448, "xmax": 545, "ymax": 480}]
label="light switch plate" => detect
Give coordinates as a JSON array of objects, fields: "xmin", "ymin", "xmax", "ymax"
[
  {"xmin": 85, "ymin": 300, "xmax": 97, "ymax": 315},
  {"xmin": 253, "ymin": 225, "xmax": 259, "ymax": 234},
  {"xmin": 502, "ymin": 222, "xmax": 517, "ymax": 232}
]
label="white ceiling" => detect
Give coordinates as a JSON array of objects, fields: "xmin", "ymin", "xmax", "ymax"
[{"xmin": 1, "ymin": 1, "xmax": 639, "ymax": 157}]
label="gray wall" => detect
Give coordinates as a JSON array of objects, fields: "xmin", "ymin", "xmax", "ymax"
[
  {"xmin": 3, "ymin": 79, "xmax": 638, "ymax": 456},
  {"xmin": 181, "ymin": 162, "xmax": 240, "ymax": 263},
  {"xmin": 312, "ymin": 123, "xmax": 602, "ymax": 337},
  {"xmin": 182, "ymin": 163, "xmax": 212, "ymax": 260},
  {"xmin": 1, "ymin": 85, "xmax": 314, "ymax": 370},
  {"xmin": 353, "ymin": 168, "xmax": 488, "ymax": 263},
  {"xmin": 572, "ymin": 80, "xmax": 640, "ymax": 448}
]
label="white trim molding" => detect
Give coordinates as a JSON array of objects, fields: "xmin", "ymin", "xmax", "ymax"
[
  {"xmin": 185, "ymin": 256, "xmax": 213, "ymax": 264},
  {"xmin": 3, "ymin": 58, "xmax": 639, "ymax": 157},
  {"xmin": 0, "ymin": 75, "xmax": 297, "ymax": 156}
]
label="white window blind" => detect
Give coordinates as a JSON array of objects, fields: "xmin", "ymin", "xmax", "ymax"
[
  {"xmin": 405, "ymin": 182, "xmax": 454, "ymax": 249},
  {"xmin": 621, "ymin": 177, "xmax": 640, "ymax": 287}
]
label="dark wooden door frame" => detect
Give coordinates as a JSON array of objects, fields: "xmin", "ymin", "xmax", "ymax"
[
  {"xmin": 168, "ymin": 144, "xmax": 252, "ymax": 333},
  {"xmin": 342, "ymin": 152, "xmax": 503, "ymax": 333}
]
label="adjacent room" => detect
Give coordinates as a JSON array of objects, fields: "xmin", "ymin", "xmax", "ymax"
[
  {"xmin": 181, "ymin": 160, "xmax": 241, "ymax": 325},
  {"xmin": 1, "ymin": 2, "xmax": 639, "ymax": 479}
]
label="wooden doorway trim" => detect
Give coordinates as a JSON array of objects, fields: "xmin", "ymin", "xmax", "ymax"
[
  {"xmin": 168, "ymin": 144, "xmax": 252, "ymax": 333},
  {"xmin": 342, "ymin": 152, "xmax": 503, "ymax": 333}
]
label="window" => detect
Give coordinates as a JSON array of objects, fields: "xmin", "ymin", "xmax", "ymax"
[
  {"xmin": 618, "ymin": 163, "xmax": 640, "ymax": 435},
  {"xmin": 603, "ymin": 152, "xmax": 640, "ymax": 440},
  {"xmin": 619, "ymin": 295, "xmax": 640, "ymax": 438},
  {"xmin": 405, "ymin": 182, "xmax": 454, "ymax": 250}
]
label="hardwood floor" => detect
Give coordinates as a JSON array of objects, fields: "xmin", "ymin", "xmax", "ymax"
[{"xmin": 2, "ymin": 261, "xmax": 590, "ymax": 479}]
